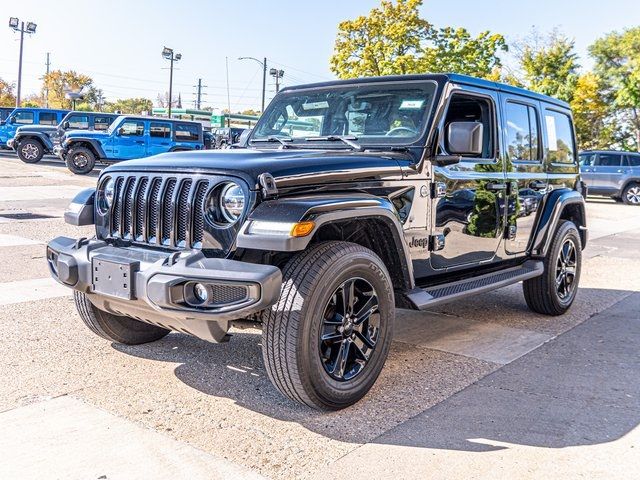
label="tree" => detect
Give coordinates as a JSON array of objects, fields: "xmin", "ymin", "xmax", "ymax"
[
  {"xmin": 329, "ymin": 0, "xmax": 507, "ymax": 80},
  {"xmin": 104, "ymin": 98, "xmax": 153, "ymax": 115},
  {"xmin": 41, "ymin": 70, "xmax": 94, "ymax": 109},
  {"xmin": 516, "ymin": 30, "xmax": 580, "ymax": 102},
  {"xmin": 570, "ymin": 73, "xmax": 614, "ymax": 150},
  {"xmin": 589, "ymin": 27, "xmax": 640, "ymax": 149},
  {"xmin": 0, "ymin": 77, "xmax": 16, "ymax": 106}
]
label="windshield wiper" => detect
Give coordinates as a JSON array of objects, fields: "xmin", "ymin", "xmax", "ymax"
[
  {"xmin": 304, "ymin": 135, "xmax": 364, "ymax": 152},
  {"xmin": 251, "ymin": 135, "xmax": 293, "ymax": 149}
]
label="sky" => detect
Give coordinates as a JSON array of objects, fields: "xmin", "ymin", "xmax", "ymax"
[{"xmin": 1, "ymin": 0, "xmax": 638, "ymax": 111}]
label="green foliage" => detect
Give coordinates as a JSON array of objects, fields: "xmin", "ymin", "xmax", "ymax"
[
  {"xmin": 103, "ymin": 98, "xmax": 153, "ymax": 115},
  {"xmin": 329, "ymin": 0, "xmax": 506, "ymax": 80},
  {"xmin": 570, "ymin": 73, "xmax": 615, "ymax": 150},
  {"xmin": 0, "ymin": 77, "xmax": 16, "ymax": 106},
  {"xmin": 589, "ymin": 27, "xmax": 640, "ymax": 149},
  {"xmin": 517, "ymin": 31, "xmax": 580, "ymax": 102}
]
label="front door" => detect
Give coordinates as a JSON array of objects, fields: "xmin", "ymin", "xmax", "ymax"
[
  {"xmin": 148, "ymin": 121, "xmax": 172, "ymax": 156},
  {"xmin": 114, "ymin": 120, "xmax": 146, "ymax": 159},
  {"xmin": 431, "ymin": 90, "xmax": 505, "ymax": 270},
  {"xmin": 589, "ymin": 152, "xmax": 625, "ymax": 195},
  {"xmin": 501, "ymin": 95, "xmax": 547, "ymax": 254}
]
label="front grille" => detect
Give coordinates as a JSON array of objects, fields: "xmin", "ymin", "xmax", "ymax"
[
  {"xmin": 109, "ymin": 174, "xmax": 214, "ymax": 249},
  {"xmin": 210, "ymin": 284, "xmax": 249, "ymax": 305}
]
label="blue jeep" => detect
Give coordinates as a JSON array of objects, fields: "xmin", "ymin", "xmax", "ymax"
[
  {"xmin": 10, "ymin": 111, "xmax": 118, "ymax": 163},
  {"xmin": 0, "ymin": 108, "xmax": 69, "ymax": 149},
  {"xmin": 56, "ymin": 115, "xmax": 204, "ymax": 174},
  {"xmin": 0, "ymin": 107, "xmax": 14, "ymax": 124}
]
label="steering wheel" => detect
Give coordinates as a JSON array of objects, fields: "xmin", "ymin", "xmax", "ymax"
[{"xmin": 385, "ymin": 126, "xmax": 418, "ymax": 137}]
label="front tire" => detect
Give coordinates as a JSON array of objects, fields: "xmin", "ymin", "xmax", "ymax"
[
  {"xmin": 261, "ymin": 241, "xmax": 395, "ymax": 410},
  {"xmin": 74, "ymin": 292, "xmax": 170, "ymax": 344},
  {"xmin": 66, "ymin": 146, "xmax": 96, "ymax": 174},
  {"xmin": 17, "ymin": 139, "xmax": 44, "ymax": 163},
  {"xmin": 622, "ymin": 183, "xmax": 640, "ymax": 205},
  {"xmin": 523, "ymin": 220, "xmax": 582, "ymax": 315}
]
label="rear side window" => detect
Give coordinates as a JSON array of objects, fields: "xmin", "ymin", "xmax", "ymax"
[
  {"xmin": 505, "ymin": 102, "xmax": 540, "ymax": 161},
  {"xmin": 579, "ymin": 153, "xmax": 596, "ymax": 166},
  {"xmin": 119, "ymin": 121, "xmax": 145, "ymax": 136},
  {"xmin": 14, "ymin": 111, "xmax": 34, "ymax": 124},
  {"xmin": 67, "ymin": 114, "xmax": 89, "ymax": 129},
  {"xmin": 39, "ymin": 112, "xmax": 58, "ymax": 125},
  {"xmin": 150, "ymin": 122, "xmax": 171, "ymax": 138},
  {"xmin": 175, "ymin": 123, "xmax": 199, "ymax": 141},
  {"xmin": 626, "ymin": 155, "xmax": 640, "ymax": 167},
  {"xmin": 596, "ymin": 153, "xmax": 622, "ymax": 167},
  {"xmin": 93, "ymin": 116, "xmax": 112, "ymax": 130},
  {"xmin": 545, "ymin": 110, "xmax": 576, "ymax": 163}
]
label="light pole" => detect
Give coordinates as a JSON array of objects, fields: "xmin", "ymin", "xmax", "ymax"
[
  {"xmin": 162, "ymin": 46, "xmax": 181, "ymax": 118},
  {"xmin": 238, "ymin": 56, "xmax": 267, "ymax": 113},
  {"xmin": 8, "ymin": 17, "xmax": 37, "ymax": 107},
  {"xmin": 270, "ymin": 68, "xmax": 284, "ymax": 94}
]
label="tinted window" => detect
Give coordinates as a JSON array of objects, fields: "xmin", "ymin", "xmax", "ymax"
[
  {"xmin": 626, "ymin": 155, "xmax": 640, "ymax": 167},
  {"xmin": 505, "ymin": 102, "xmax": 540, "ymax": 161},
  {"xmin": 150, "ymin": 122, "xmax": 171, "ymax": 138},
  {"xmin": 175, "ymin": 123, "xmax": 199, "ymax": 141},
  {"xmin": 39, "ymin": 112, "xmax": 58, "ymax": 125},
  {"xmin": 67, "ymin": 114, "xmax": 89, "ymax": 129},
  {"xmin": 119, "ymin": 121, "xmax": 145, "ymax": 136},
  {"xmin": 93, "ymin": 116, "xmax": 112, "ymax": 130},
  {"xmin": 14, "ymin": 111, "xmax": 34, "ymax": 124},
  {"xmin": 545, "ymin": 110, "xmax": 576, "ymax": 163},
  {"xmin": 596, "ymin": 153, "xmax": 622, "ymax": 167},
  {"xmin": 579, "ymin": 153, "xmax": 596, "ymax": 166}
]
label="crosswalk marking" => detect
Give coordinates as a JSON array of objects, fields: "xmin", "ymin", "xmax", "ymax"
[
  {"xmin": 0, "ymin": 234, "xmax": 42, "ymax": 247},
  {"xmin": 0, "ymin": 277, "xmax": 71, "ymax": 306}
]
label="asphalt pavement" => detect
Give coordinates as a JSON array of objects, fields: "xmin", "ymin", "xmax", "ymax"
[{"xmin": 0, "ymin": 152, "xmax": 638, "ymax": 479}]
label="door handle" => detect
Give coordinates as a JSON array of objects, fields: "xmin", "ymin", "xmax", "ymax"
[
  {"xmin": 486, "ymin": 182, "xmax": 507, "ymax": 191},
  {"xmin": 529, "ymin": 181, "xmax": 548, "ymax": 189},
  {"xmin": 135, "ymin": 141, "xmax": 145, "ymax": 145}
]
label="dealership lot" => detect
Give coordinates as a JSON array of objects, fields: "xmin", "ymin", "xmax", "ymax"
[{"xmin": 0, "ymin": 153, "xmax": 638, "ymax": 479}]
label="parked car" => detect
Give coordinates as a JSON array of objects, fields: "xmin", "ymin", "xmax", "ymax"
[
  {"xmin": 0, "ymin": 108, "xmax": 69, "ymax": 149},
  {"xmin": 579, "ymin": 150, "xmax": 640, "ymax": 205},
  {"xmin": 10, "ymin": 111, "xmax": 118, "ymax": 163},
  {"xmin": 55, "ymin": 115, "xmax": 204, "ymax": 174},
  {"xmin": 518, "ymin": 188, "xmax": 544, "ymax": 215},
  {"xmin": 0, "ymin": 107, "xmax": 14, "ymax": 124},
  {"xmin": 203, "ymin": 130, "xmax": 213, "ymax": 150},
  {"xmin": 214, "ymin": 127, "xmax": 244, "ymax": 148},
  {"xmin": 47, "ymin": 73, "xmax": 587, "ymax": 410}
]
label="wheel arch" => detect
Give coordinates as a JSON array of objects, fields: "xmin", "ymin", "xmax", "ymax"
[
  {"xmin": 16, "ymin": 133, "xmax": 50, "ymax": 151},
  {"xmin": 531, "ymin": 189, "xmax": 587, "ymax": 256},
  {"xmin": 67, "ymin": 139, "xmax": 104, "ymax": 159}
]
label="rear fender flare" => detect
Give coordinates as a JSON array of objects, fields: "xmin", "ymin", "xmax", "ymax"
[{"xmin": 531, "ymin": 189, "xmax": 587, "ymax": 256}]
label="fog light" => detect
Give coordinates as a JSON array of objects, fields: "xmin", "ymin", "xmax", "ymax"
[{"xmin": 193, "ymin": 283, "xmax": 209, "ymax": 303}]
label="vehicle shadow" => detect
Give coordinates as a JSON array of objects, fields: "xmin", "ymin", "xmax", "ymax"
[{"xmin": 112, "ymin": 287, "xmax": 640, "ymax": 451}]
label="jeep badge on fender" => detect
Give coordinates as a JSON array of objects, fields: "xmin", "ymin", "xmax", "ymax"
[{"xmin": 47, "ymin": 73, "xmax": 586, "ymax": 410}]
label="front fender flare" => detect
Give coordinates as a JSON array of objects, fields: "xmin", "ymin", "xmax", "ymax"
[
  {"xmin": 14, "ymin": 132, "xmax": 54, "ymax": 151},
  {"xmin": 66, "ymin": 138, "xmax": 106, "ymax": 159}
]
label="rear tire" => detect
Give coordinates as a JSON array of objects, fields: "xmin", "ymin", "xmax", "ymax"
[
  {"xmin": 74, "ymin": 291, "xmax": 170, "ymax": 344},
  {"xmin": 17, "ymin": 139, "xmax": 44, "ymax": 163},
  {"xmin": 66, "ymin": 146, "xmax": 96, "ymax": 174},
  {"xmin": 622, "ymin": 183, "xmax": 640, "ymax": 205},
  {"xmin": 523, "ymin": 220, "xmax": 581, "ymax": 315},
  {"xmin": 261, "ymin": 241, "xmax": 394, "ymax": 410}
]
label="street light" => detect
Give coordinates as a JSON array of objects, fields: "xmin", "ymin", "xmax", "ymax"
[
  {"xmin": 161, "ymin": 46, "xmax": 181, "ymax": 118},
  {"xmin": 270, "ymin": 68, "xmax": 285, "ymax": 93},
  {"xmin": 8, "ymin": 17, "xmax": 37, "ymax": 107},
  {"xmin": 238, "ymin": 56, "xmax": 267, "ymax": 113}
]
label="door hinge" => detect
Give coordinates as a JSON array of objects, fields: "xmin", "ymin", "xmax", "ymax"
[
  {"xmin": 258, "ymin": 172, "xmax": 278, "ymax": 199},
  {"xmin": 430, "ymin": 182, "xmax": 447, "ymax": 198},
  {"xmin": 429, "ymin": 233, "xmax": 446, "ymax": 251}
]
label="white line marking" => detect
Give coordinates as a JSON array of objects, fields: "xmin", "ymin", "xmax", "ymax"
[
  {"xmin": 0, "ymin": 277, "xmax": 71, "ymax": 306},
  {"xmin": 0, "ymin": 234, "xmax": 42, "ymax": 247}
]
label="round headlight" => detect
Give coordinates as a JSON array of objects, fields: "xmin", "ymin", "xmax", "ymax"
[
  {"xmin": 219, "ymin": 182, "xmax": 245, "ymax": 223},
  {"xmin": 104, "ymin": 178, "xmax": 115, "ymax": 207}
]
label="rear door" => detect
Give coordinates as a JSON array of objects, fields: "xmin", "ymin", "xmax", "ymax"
[
  {"xmin": 500, "ymin": 94, "xmax": 547, "ymax": 255},
  {"xmin": 148, "ymin": 121, "xmax": 172, "ymax": 156},
  {"xmin": 591, "ymin": 153, "xmax": 624, "ymax": 194},
  {"xmin": 38, "ymin": 111, "xmax": 58, "ymax": 126}
]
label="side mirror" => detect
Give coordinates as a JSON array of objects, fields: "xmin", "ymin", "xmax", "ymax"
[
  {"xmin": 8, "ymin": 116, "xmax": 15, "ymax": 124},
  {"xmin": 62, "ymin": 121, "xmax": 70, "ymax": 129},
  {"xmin": 447, "ymin": 121, "xmax": 483, "ymax": 156},
  {"xmin": 238, "ymin": 129, "xmax": 251, "ymax": 146},
  {"xmin": 117, "ymin": 127, "xmax": 125, "ymax": 136}
]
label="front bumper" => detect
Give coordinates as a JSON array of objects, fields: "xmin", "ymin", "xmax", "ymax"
[
  {"xmin": 46, "ymin": 237, "xmax": 282, "ymax": 342},
  {"xmin": 53, "ymin": 145, "xmax": 65, "ymax": 159},
  {"xmin": 7, "ymin": 138, "xmax": 15, "ymax": 149}
]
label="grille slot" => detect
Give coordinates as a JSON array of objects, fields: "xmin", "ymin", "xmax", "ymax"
[
  {"xmin": 106, "ymin": 174, "xmax": 217, "ymax": 249},
  {"xmin": 210, "ymin": 284, "xmax": 249, "ymax": 305}
]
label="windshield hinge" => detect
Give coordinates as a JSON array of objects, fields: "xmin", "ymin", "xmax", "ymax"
[{"xmin": 258, "ymin": 173, "xmax": 278, "ymax": 199}]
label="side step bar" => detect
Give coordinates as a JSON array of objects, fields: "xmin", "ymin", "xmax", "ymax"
[{"xmin": 406, "ymin": 260, "xmax": 544, "ymax": 310}]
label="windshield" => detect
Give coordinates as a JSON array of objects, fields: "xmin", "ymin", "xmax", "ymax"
[
  {"xmin": 106, "ymin": 115, "xmax": 127, "ymax": 135},
  {"xmin": 251, "ymin": 81, "xmax": 437, "ymax": 147}
]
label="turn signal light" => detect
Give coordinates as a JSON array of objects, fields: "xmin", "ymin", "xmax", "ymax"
[{"xmin": 291, "ymin": 221, "xmax": 315, "ymax": 237}]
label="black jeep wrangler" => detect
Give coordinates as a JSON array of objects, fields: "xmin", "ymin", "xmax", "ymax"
[{"xmin": 47, "ymin": 74, "xmax": 587, "ymax": 410}]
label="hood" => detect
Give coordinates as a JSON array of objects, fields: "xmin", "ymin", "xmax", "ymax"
[
  {"xmin": 64, "ymin": 129, "xmax": 109, "ymax": 139},
  {"xmin": 104, "ymin": 148, "xmax": 411, "ymax": 189},
  {"xmin": 16, "ymin": 124, "xmax": 59, "ymax": 135}
]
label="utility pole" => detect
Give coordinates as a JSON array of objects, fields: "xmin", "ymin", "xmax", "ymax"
[
  {"xmin": 270, "ymin": 68, "xmax": 284, "ymax": 94},
  {"xmin": 162, "ymin": 47, "xmax": 182, "ymax": 118},
  {"xmin": 8, "ymin": 18, "xmax": 37, "ymax": 107},
  {"xmin": 238, "ymin": 56, "xmax": 267, "ymax": 113},
  {"xmin": 193, "ymin": 78, "xmax": 207, "ymax": 109},
  {"xmin": 45, "ymin": 52, "xmax": 50, "ymax": 107},
  {"xmin": 225, "ymin": 57, "xmax": 231, "ymax": 127}
]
